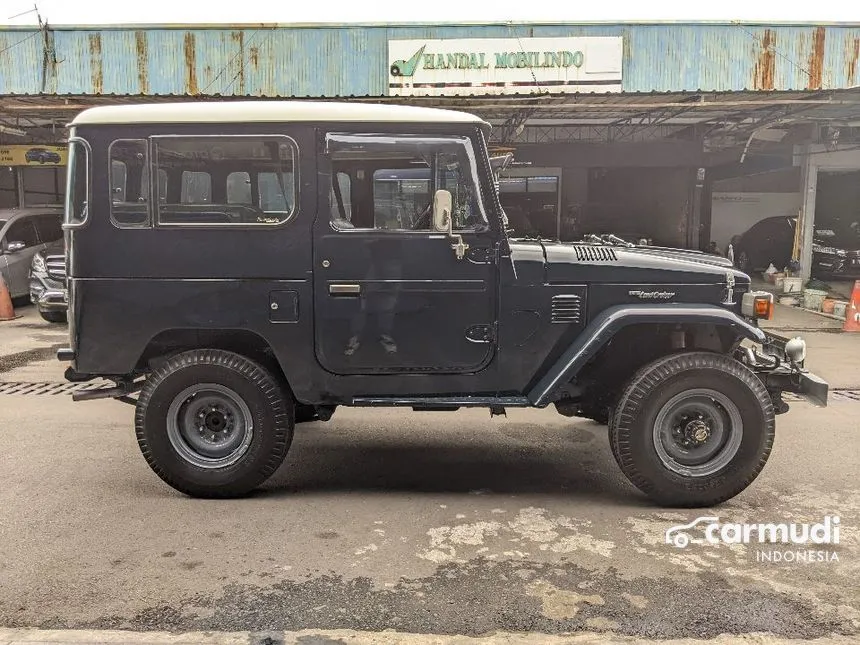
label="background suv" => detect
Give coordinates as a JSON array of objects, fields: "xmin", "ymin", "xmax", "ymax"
[
  {"xmin": 29, "ymin": 239, "xmax": 67, "ymax": 322},
  {"xmin": 733, "ymin": 215, "xmax": 860, "ymax": 278},
  {"xmin": 0, "ymin": 207, "xmax": 65, "ymax": 317}
]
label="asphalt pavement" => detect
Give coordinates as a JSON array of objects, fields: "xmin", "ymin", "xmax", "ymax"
[{"xmin": 0, "ymin": 305, "xmax": 858, "ymax": 642}]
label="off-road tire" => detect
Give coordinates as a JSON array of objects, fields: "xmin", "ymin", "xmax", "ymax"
[
  {"xmin": 609, "ymin": 351, "xmax": 774, "ymax": 507},
  {"xmin": 135, "ymin": 349, "xmax": 293, "ymax": 498},
  {"xmin": 40, "ymin": 310, "xmax": 66, "ymax": 324}
]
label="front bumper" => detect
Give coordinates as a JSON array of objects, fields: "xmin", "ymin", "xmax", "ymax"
[
  {"xmin": 752, "ymin": 331, "xmax": 829, "ymax": 410},
  {"xmin": 29, "ymin": 274, "xmax": 67, "ymax": 313}
]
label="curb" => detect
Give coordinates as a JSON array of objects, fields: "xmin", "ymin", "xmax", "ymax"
[{"xmin": 0, "ymin": 629, "xmax": 857, "ymax": 645}]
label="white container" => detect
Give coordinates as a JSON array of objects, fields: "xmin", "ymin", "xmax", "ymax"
[
  {"xmin": 779, "ymin": 296, "xmax": 799, "ymax": 306},
  {"xmin": 803, "ymin": 288, "xmax": 828, "ymax": 312},
  {"xmin": 783, "ymin": 277, "xmax": 803, "ymax": 294},
  {"xmin": 774, "ymin": 274, "xmax": 786, "ymax": 291}
]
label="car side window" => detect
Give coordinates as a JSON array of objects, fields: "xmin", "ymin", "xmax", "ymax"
[
  {"xmin": 109, "ymin": 139, "xmax": 150, "ymax": 228},
  {"xmin": 4, "ymin": 218, "xmax": 39, "ymax": 249},
  {"xmin": 325, "ymin": 133, "xmax": 486, "ymax": 232},
  {"xmin": 154, "ymin": 136, "xmax": 298, "ymax": 226},
  {"xmin": 35, "ymin": 214, "xmax": 63, "ymax": 243}
]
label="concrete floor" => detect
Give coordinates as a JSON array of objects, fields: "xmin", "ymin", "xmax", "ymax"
[{"xmin": 0, "ymin": 304, "xmax": 858, "ymax": 640}]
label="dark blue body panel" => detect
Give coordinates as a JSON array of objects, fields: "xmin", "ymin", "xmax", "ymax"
[{"xmin": 65, "ymin": 121, "xmax": 759, "ymax": 406}]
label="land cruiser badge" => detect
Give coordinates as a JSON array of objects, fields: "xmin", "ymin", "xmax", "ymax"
[{"xmin": 629, "ymin": 289, "xmax": 676, "ymax": 300}]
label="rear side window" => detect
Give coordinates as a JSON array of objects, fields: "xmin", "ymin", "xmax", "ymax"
[
  {"xmin": 64, "ymin": 139, "xmax": 89, "ymax": 227},
  {"xmin": 153, "ymin": 136, "xmax": 298, "ymax": 226},
  {"xmin": 109, "ymin": 139, "xmax": 149, "ymax": 228}
]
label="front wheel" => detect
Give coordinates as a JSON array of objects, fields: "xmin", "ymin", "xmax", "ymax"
[
  {"xmin": 609, "ymin": 352, "xmax": 775, "ymax": 507},
  {"xmin": 135, "ymin": 349, "xmax": 294, "ymax": 498}
]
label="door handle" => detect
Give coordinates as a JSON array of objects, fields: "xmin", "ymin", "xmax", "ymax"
[{"xmin": 329, "ymin": 283, "xmax": 361, "ymax": 296}]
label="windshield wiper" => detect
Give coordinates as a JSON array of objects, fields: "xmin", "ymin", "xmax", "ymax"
[{"xmin": 604, "ymin": 233, "xmax": 634, "ymax": 247}]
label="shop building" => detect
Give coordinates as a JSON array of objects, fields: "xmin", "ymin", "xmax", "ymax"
[{"xmin": 2, "ymin": 21, "xmax": 860, "ymax": 279}]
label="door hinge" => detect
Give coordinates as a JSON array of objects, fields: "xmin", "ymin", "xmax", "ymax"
[{"xmin": 466, "ymin": 324, "xmax": 494, "ymax": 343}]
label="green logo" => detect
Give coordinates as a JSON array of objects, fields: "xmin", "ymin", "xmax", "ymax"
[{"xmin": 390, "ymin": 45, "xmax": 426, "ymax": 77}]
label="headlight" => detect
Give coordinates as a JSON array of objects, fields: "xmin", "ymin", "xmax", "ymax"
[
  {"xmin": 785, "ymin": 337, "xmax": 807, "ymax": 363},
  {"xmin": 31, "ymin": 253, "xmax": 46, "ymax": 273}
]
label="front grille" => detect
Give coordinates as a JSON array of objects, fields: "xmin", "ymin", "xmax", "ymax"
[
  {"xmin": 45, "ymin": 256, "xmax": 66, "ymax": 281},
  {"xmin": 551, "ymin": 294, "xmax": 583, "ymax": 323},
  {"xmin": 572, "ymin": 245, "xmax": 617, "ymax": 262}
]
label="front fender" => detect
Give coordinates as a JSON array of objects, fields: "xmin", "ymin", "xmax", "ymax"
[{"xmin": 527, "ymin": 304, "xmax": 766, "ymax": 407}]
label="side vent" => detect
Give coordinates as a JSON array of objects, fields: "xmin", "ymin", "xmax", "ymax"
[
  {"xmin": 572, "ymin": 245, "xmax": 617, "ymax": 262},
  {"xmin": 551, "ymin": 294, "xmax": 583, "ymax": 324}
]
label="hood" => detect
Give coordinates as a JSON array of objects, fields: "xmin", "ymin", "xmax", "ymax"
[
  {"xmin": 521, "ymin": 240, "xmax": 749, "ymax": 286},
  {"xmin": 624, "ymin": 244, "xmax": 735, "ymax": 268}
]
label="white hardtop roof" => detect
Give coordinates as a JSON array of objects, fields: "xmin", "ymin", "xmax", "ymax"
[{"xmin": 70, "ymin": 101, "xmax": 489, "ymax": 127}]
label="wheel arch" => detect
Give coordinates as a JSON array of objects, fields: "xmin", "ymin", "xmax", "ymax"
[
  {"xmin": 528, "ymin": 304, "xmax": 765, "ymax": 407},
  {"xmin": 135, "ymin": 328, "xmax": 295, "ymax": 396}
]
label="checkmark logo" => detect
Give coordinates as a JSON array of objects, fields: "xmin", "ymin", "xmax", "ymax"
[{"xmin": 390, "ymin": 45, "xmax": 426, "ymax": 77}]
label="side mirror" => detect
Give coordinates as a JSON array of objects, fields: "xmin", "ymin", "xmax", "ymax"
[
  {"xmin": 433, "ymin": 189, "xmax": 453, "ymax": 233},
  {"xmin": 5, "ymin": 241, "xmax": 26, "ymax": 253},
  {"xmin": 432, "ymin": 189, "xmax": 469, "ymax": 260}
]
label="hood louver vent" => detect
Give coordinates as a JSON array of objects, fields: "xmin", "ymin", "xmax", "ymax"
[
  {"xmin": 551, "ymin": 294, "xmax": 583, "ymax": 324},
  {"xmin": 572, "ymin": 245, "xmax": 617, "ymax": 262}
]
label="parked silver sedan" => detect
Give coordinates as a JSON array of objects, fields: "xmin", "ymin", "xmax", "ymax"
[{"xmin": 0, "ymin": 207, "xmax": 65, "ymax": 302}]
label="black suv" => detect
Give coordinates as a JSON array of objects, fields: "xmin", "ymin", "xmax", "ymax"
[
  {"xmin": 58, "ymin": 101, "xmax": 827, "ymax": 507},
  {"xmin": 733, "ymin": 215, "xmax": 860, "ymax": 278}
]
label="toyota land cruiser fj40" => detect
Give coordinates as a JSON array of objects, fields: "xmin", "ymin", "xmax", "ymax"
[{"xmin": 58, "ymin": 101, "xmax": 828, "ymax": 506}]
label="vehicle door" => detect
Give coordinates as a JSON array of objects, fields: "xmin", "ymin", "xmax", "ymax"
[
  {"xmin": 313, "ymin": 132, "xmax": 498, "ymax": 375},
  {"xmin": 1, "ymin": 216, "xmax": 41, "ymax": 298}
]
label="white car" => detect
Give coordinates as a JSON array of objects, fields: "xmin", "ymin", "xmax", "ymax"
[{"xmin": 0, "ymin": 207, "xmax": 64, "ymax": 300}]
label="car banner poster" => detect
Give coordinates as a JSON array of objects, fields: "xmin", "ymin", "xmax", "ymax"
[{"xmin": 0, "ymin": 145, "xmax": 67, "ymax": 166}]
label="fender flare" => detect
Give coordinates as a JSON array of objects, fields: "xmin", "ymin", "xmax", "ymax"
[{"xmin": 526, "ymin": 304, "xmax": 766, "ymax": 407}]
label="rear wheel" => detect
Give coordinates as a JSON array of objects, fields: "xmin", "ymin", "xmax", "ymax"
[
  {"xmin": 609, "ymin": 352, "xmax": 774, "ymax": 507},
  {"xmin": 135, "ymin": 349, "xmax": 293, "ymax": 498}
]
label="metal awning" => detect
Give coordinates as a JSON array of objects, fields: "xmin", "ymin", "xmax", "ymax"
[{"xmin": 2, "ymin": 89, "xmax": 860, "ymax": 149}]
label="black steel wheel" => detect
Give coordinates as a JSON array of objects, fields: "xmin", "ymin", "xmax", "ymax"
[
  {"xmin": 609, "ymin": 351, "xmax": 774, "ymax": 507},
  {"xmin": 135, "ymin": 349, "xmax": 293, "ymax": 498}
]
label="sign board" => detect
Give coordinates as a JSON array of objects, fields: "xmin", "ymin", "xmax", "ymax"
[
  {"xmin": 0, "ymin": 145, "xmax": 67, "ymax": 166},
  {"xmin": 388, "ymin": 37, "xmax": 622, "ymax": 96}
]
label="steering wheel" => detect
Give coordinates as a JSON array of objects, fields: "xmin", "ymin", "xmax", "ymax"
[{"xmin": 412, "ymin": 203, "xmax": 433, "ymax": 230}]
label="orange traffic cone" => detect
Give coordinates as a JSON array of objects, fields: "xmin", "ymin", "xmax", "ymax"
[
  {"xmin": 0, "ymin": 272, "xmax": 17, "ymax": 321},
  {"xmin": 844, "ymin": 280, "xmax": 860, "ymax": 332}
]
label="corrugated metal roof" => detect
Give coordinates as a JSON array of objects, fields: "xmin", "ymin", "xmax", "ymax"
[{"xmin": 2, "ymin": 23, "xmax": 860, "ymax": 97}]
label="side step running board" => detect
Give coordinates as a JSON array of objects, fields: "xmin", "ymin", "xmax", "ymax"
[{"xmin": 352, "ymin": 396, "xmax": 530, "ymax": 408}]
